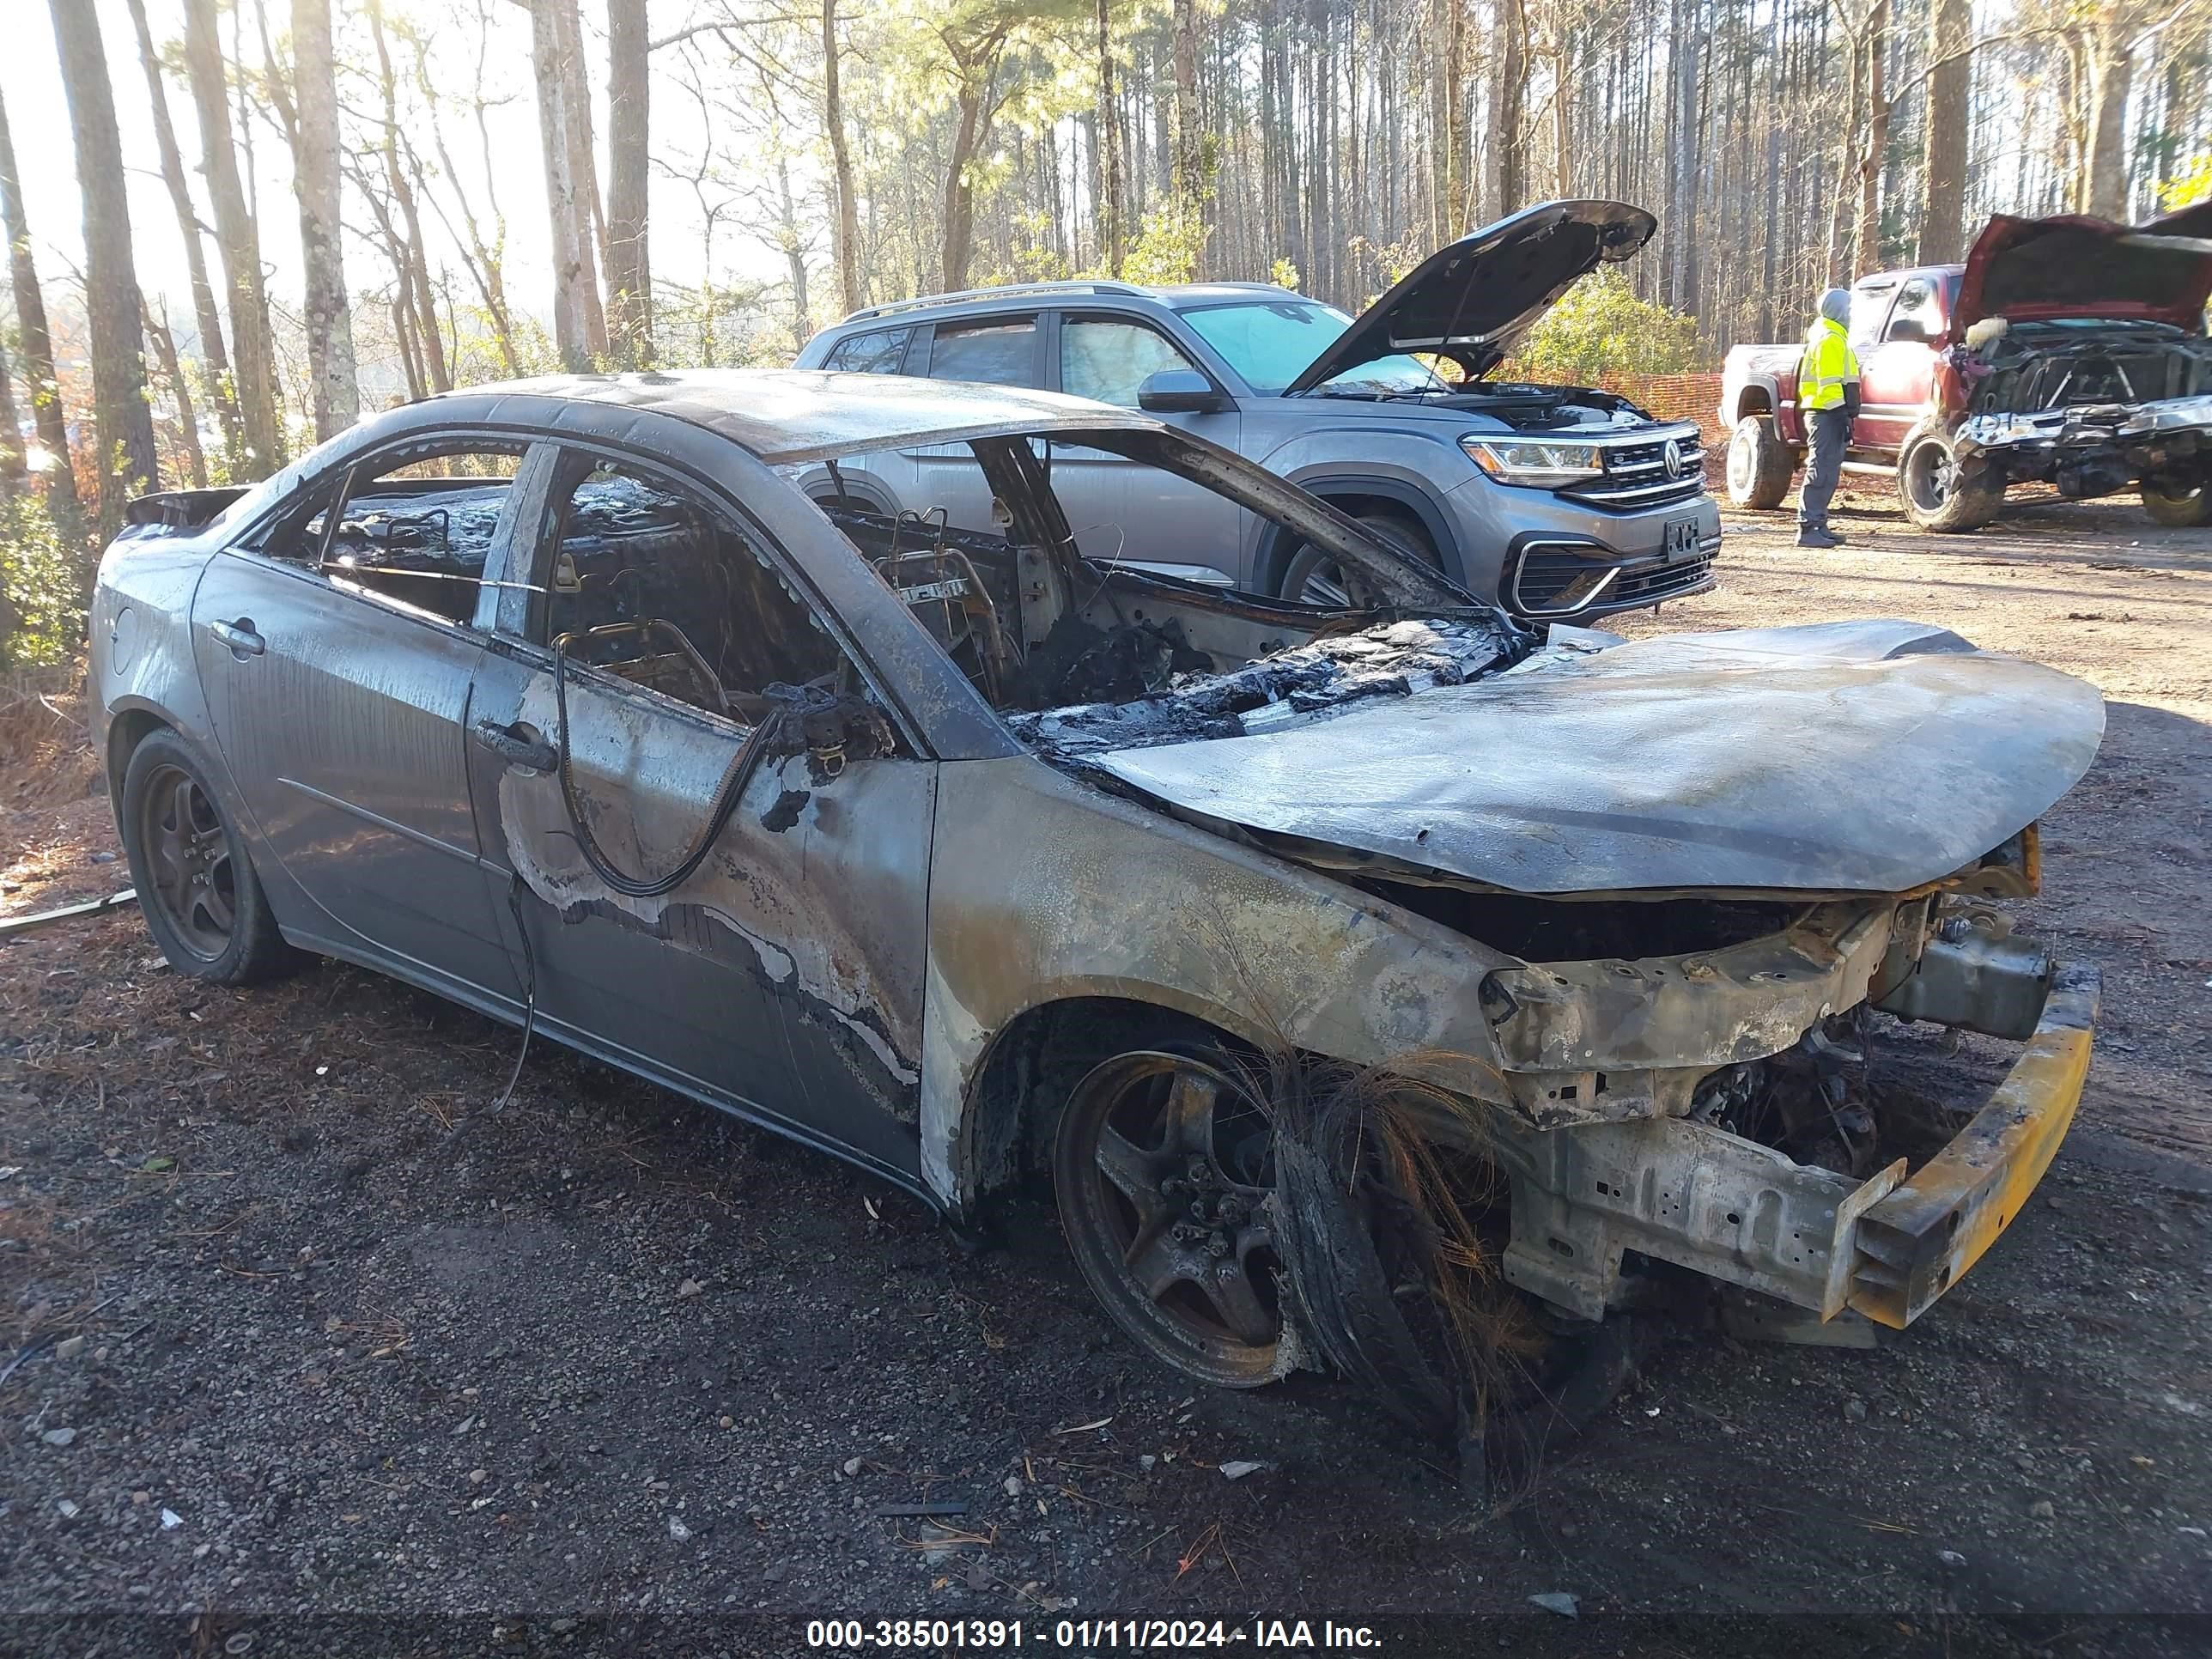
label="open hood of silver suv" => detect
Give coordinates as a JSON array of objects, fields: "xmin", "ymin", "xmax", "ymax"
[
  {"xmin": 1089, "ymin": 621, "xmax": 2106, "ymax": 896},
  {"xmin": 1284, "ymin": 199, "xmax": 1659, "ymax": 395}
]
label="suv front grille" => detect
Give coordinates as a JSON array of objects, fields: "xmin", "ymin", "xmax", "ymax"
[
  {"xmin": 1512, "ymin": 542, "xmax": 1716, "ymax": 616},
  {"xmin": 1559, "ymin": 429, "xmax": 1707, "ymax": 509}
]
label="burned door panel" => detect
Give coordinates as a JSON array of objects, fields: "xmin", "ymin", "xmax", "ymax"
[
  {"xmin": 464, "ymin": 447, "xmax": 934, "ymax": 1182},
  {"xmin": 466, "ymin": 655, "xmax": 812, "ymax": 1125}
]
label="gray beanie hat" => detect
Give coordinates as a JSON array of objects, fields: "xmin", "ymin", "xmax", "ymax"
[{"xmin": 1818, "ymin": 287, "xmax": 1851, "ymax": 325}]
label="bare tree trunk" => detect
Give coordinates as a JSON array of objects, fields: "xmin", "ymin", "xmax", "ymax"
[
  {"xmin": 51, "ymin": 0, "xmax": 159, "ymax": 539},
  {"xmin": 1172, "ymin": 0, "xmax": 1202, "ymax": 265},
  {"xmin": 0, "ymin": 88, "xmax": 76, "ymax": 521},
  {"xmin": 821, "ymin": 0, "xmax": 863, "ymax": 315},
  {"xmin": 1917, "ymin": 0, "xmax": 1972, "ymax": 263},
  {"xmin": 776, "ymin": 154, "xmax": 811, "ymax": 345},
  {"xmin": 292, "ymin": 0, "xmax": 359, "ymax": 439},
  {"xmin": 1492, "ymin": 0, "xmax": 1527, "ymax": 216},
  {"xmin": 1828, "ymin": 22, "xmax": 1865, "ymax": 283},
  {"xmin": 605, "ymin": 0, "xmax": 651, "ymax": 364},
  {"xmin": 944, "ymin": 81, "xmax": 988, "ymax": 292},
  {"xmin": 124, "ymin": 0, "xmax": 243, "ymax": 468},
  {"xmin": 183, "ymin": 0, "xmax": 281, "ymax": 475},
  {"xmin": 143, "ymin": 301, "xmax": 209, "ymax": 490},
  {"xmin": 531, "ymin": 0, "xmax": 605, "ymax": 368},
  {"xmin": 1667, "ymin": 0, "xmax": 1698, "ymax": 307},
  {"xmin": 2084, "ymin": 21, "xmax": 2133, "ymax": 219},
  {"xmin": 367, "ymin": 2, "xmax": 449, "ymax": 393},
  {"xmin": 1096, "ymin": 0, "xmax": 1124, "ymax": 276},
  {"xmin": 1852, "ymin": 0, "xmax": 1890, "ymax": 276}
]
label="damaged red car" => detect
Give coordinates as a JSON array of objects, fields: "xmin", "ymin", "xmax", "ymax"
[
  {"xmin": 1723, "ymin": 205, "xmax": 2212, "ymax": 531},
  {"xmin": 90, "ymin": 372, "xmax": 2105, "ymax": 1464}
]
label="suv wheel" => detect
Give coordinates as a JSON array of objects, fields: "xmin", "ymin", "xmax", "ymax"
[
  {"xmin": 1898, "ymin": 420, "xmax": 2003, "ymax": 532},
  {"xmin": 1280, "ymin": 512, "xmax": 1436, "ymax": 606},
  {"xmin": 1725, "ymin": 414, "xmax": 1796, "ymax": 509}
]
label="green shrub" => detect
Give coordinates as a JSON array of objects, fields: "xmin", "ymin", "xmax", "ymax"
[
  {"xmin": 0, "ymin": 494, "xmax": 85, "ymax": 668},
  {"xmin": 1505, "ymin": 268, "xmax": 1701, "ymax": 383}
]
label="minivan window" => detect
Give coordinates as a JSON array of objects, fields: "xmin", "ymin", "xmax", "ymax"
[
  {"xmin": 824, "ymin": 326, "xmax": 914, "ymax": 374},
  {"xmin": 927, "ymin": 319, "xmax": 1041, "ymax": 388},
  {"xmin": 1179, "ymin": 301, "xmax": 1441, "ymax": 395}
]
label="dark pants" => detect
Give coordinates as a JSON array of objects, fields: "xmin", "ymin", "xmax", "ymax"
[{"xmin": 1798, "ymin": 405, "xmax": 1850, "ymax": 531}]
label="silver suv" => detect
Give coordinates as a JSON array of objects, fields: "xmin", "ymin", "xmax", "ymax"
[{"xmin": 792, "ymin": 199, "xmax": 1720, "ymax": 620}]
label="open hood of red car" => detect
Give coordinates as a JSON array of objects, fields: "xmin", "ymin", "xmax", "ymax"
[{"xmin": 1956, "ymin": 210, "xmax": 2212, "ymax": 329}]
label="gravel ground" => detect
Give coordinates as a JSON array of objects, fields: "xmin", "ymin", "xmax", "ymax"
[{"xmin": 3, "ymin": 489, "xmax": 2209, "ymax": 1656}]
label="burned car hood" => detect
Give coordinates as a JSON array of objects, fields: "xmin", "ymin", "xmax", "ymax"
[
  {"xmin": 1088, "ymin": 621, "xmax": 2105, "ymax": 896},
  {"xmin": 1283, "ymin": 199, "xmax": 1658, "ymax": 393},
  {"xmin": 1957, "ymin": 210, "xmax": 2212, "ymax": 329}
]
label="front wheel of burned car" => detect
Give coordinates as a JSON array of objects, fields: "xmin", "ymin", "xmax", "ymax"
[
  {"xmin": 118, "ymin": 730, "xmax": 292, "ymax": 986},
  {"xmin": 1053, "ymin": 1044, "xmax": 1290, "ymax": 1389},
  {"xmin": 2140, "ymin": 477, "xmax": 2212, "ymax": 528}
]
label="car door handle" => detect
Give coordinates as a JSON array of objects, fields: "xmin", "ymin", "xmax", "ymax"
[
  {"xmin": 472, "ymin": 718, "xmax": 559, "ymax": 773},
  {"xmin": 209, "ymin": 617, "xmax": 264, "ymax": 658}
]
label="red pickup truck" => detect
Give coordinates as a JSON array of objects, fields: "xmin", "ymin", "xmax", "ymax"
[{"xmin": 1718, "ymin": 207, "xmax": 2212, "ymax": 531}]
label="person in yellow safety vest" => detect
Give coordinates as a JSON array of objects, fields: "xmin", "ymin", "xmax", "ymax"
[{"xmin": 1796, "ymin": 287, "xmax": 1862, "ymax": 549}]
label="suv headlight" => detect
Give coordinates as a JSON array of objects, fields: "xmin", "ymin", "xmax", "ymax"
[{"xmin": 1461, "ymin": 436, "xmax": 1607, "ymax": 488}]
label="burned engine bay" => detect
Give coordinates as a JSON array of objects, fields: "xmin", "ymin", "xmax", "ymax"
[{"xmin": 1959, "ymin": 319, "xmax": 2212, "ymax": 494}]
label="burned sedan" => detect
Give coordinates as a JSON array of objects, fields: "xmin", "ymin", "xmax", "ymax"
[{"xmin": 90, "ymin": 370, "xmax": 2104, "ymax": 1457}]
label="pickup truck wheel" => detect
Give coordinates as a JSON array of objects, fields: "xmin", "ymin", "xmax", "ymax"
[
  {"xmin": 1898, "ymin": 422, "xmax": 2004, "ymax": 532},
  {"xmin": 1280, "ymin": 512, "xmax": 1435, "ymax": 607},
  {"xmin": 1725, "ymin": 414, "xmax": 1796, "ymax": 509},
  {"xmin": 2141, "ymin": 479, "xmax": 2212, "ymax": 528}
]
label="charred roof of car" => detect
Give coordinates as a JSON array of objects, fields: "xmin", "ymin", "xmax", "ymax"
[{"xmin": 440, "ymin": 368, "xmax": 1164, "ymax": 465}]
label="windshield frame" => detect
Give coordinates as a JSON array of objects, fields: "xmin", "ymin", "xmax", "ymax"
[{"xmin": 1176, "ymin": 298, "xmax": 1448, "ymax": 398}]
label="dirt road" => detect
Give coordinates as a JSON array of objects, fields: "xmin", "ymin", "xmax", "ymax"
[{"xmin": 3, "ymin": 490, "xmax": 2209, "ymax": 1652}]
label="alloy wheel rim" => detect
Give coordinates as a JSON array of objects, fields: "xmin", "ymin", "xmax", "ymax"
[
  {"xmin": 1067, "ymin": 1052, "xmax": 1282, "ymax": 1358},
  {"xmin": 139, "ymin": 764, "xmax": 236, "ymax": 960},
  {"xmin": 1298, "ymin": 562, "xmax": 1353, "ymax": 607},
  {"xmin": 1912, "ymin": 443, "xmax": 1954, "ymax": 508}
]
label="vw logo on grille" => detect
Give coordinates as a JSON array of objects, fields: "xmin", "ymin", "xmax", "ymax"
[{"xmin": 1662, "ymin": 439, "xmax": 1684, "ymax": 479}]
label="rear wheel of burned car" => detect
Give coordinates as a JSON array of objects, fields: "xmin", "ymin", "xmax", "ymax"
[
  {"xmin": 118, "ymin": 730, "xmax": 290, "ymax": 986},
  {"xmin": 1898, "ymin": 420, "xmax": 2004, "ymax": 532},
  {"xmin": 1725, "ymin": 414, "xmax": 1797, "ymax": 509},
  {"xmin": 1054, "ymin": 1044, "xmax": 1290, "ymax": 1388},
  {"xmin": 2140, "ymin": 477, "xmax": 2212, "ymax": 528}
]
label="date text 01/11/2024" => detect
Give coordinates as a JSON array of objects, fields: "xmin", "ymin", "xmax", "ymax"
[{"xmin": 805, "ymin": 1620, "xmax": 1384, "ymax": 1650}]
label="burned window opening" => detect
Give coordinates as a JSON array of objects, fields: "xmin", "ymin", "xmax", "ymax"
[
  {"xmin": 544, "ymin": 465, "xmax": 845, "ymax": 714},
  {"xmin": 264, "ymin": 441, "xmax": 527, "ymax": 625}
]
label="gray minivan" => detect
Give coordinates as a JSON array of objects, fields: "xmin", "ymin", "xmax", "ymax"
[{"xmin": 792, "ymin": 199, "xmax": 1720, "ymax": 620}]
